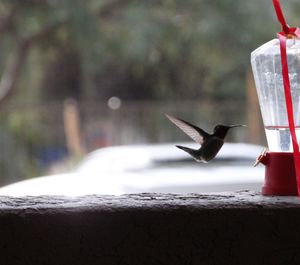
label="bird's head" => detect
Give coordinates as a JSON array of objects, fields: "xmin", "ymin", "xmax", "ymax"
[{"xmin": 213, "ymin": 124, "xmax": 245, "ymax": 139}]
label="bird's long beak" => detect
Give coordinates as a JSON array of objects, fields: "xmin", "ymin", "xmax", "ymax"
[{"xmin": 229, "ymin": 124, "xmax": 246, "ymax": 128}]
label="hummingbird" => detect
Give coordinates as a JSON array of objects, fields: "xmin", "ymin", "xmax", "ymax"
[{"xmin": 165, "ymin": 114, "xmax": 245, "ymax": 163}]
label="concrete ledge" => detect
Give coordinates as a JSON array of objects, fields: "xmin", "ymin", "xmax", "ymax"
[{"xmin": 1, "ymin": 191, "xmax": 300, "ymax": 265}]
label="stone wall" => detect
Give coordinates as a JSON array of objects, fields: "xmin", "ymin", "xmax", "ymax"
[{"xmin": 1, "ymin": 191, "xmax": 300, "ymax": 265}]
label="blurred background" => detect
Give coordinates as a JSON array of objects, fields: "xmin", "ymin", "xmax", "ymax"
[{"xmin": 0, "ymin": 0, "xmax": 299, "ymax": 187}]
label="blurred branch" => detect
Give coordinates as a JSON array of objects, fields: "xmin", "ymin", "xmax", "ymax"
[
  {"xmin": 0, "ymin": 5, "xmax": 17, "ymax": 39},
  {"xmin": 0, "ymin": 0, "xmax": 132, "ymax": 104},
  {"xmin": 0, "ymin": 20, "xmax": 64, "ymax": 104},
  {"xmin": 98, "ymin": 0, "xmax": 131, "ymax": 18}
]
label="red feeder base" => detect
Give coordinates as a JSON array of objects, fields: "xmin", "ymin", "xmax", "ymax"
[{"xmin": 258, "ymin": 152, "xmax": 298, "ymax": 196}]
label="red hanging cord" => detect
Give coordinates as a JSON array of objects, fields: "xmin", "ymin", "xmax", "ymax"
[
  {"xmin": 273, "ymin": 0, "xmax": 290, "ymax": 33},
  {"xmin": 272, "ymin": 0, "xmax": 300, "ymax": 195}
]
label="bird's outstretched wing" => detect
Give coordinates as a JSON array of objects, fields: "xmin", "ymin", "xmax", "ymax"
[{"xmin": 165, "ymin": 114, "xmax": 209, "ymax": 145}]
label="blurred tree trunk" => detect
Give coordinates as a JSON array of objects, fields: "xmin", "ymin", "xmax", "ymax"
[{"xmin": 246, "ymin": 70, "xmax": 264, "ymax": 145}]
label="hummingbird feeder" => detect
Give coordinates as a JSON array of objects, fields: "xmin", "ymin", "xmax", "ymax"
[{"xmin": 251, "ymin": 0, "xmax": 300, "ymax": 196}]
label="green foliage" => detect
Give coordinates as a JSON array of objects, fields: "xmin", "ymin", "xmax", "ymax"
[
  {"xmin": 0, "ymin": 111, "xmax": 42, "ymax": 184},
  {"xmin": 2, "ymin": 0, "xmax": 299, "ymax": 103}
]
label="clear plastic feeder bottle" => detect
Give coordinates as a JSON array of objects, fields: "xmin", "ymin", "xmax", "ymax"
[
  {"xmin": 251, "ymin": 38, "xmax": 300, "ymax": 152},
  {"xmin": 251, "ymin": 38, "xmax": 300, "ymax": 196}
]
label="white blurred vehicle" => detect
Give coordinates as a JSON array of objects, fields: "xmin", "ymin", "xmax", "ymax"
[{"xmin": 0, "ymin": 142, "xmax": 264, "ymax": 196}]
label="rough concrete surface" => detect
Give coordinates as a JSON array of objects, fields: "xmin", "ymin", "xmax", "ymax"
[{"xmin": 1, "ymin": 191, "xmax": 300, "ymax": 265}]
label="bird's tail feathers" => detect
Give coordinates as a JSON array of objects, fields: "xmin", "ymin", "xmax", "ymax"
[{"xmin": 176, "ymin": 145, "xmax": 195, "ymax": 154}]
